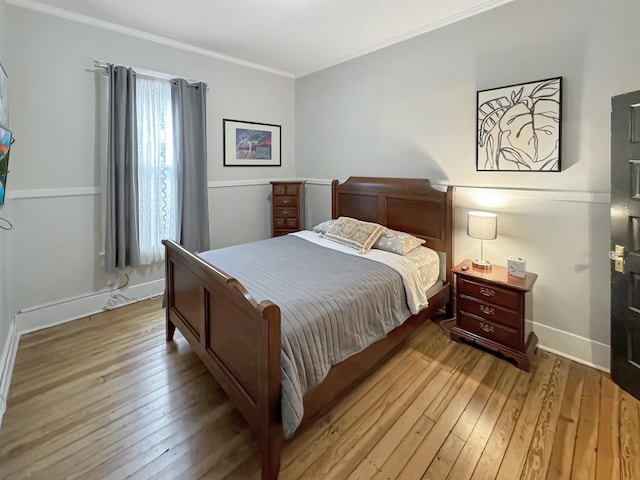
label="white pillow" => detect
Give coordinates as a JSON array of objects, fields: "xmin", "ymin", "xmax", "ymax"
[
  {"xmin": 324, "ymin": 217, "xmax": 387, "ymax": 254},
  {"xmin": 373, "ymin": 228, "xmax": 426, "ymax": 255},
  {"xmin": 312, "ymin": 219, "xmax": 336, "ymax": 234}
]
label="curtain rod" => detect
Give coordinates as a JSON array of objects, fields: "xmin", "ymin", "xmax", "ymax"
[{"xmin": 91, "ymin": 60, "xmax": 208, "ymax": 87}]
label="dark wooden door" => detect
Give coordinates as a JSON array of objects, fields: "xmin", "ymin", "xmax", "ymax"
[{"xmin": 611, "ymin": 90, "xmax": 640, "ymax": 400}]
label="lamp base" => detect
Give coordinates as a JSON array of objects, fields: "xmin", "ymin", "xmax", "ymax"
[{"xmin": 472, "ymin": 259, "xmax": 492, "ymax": 271}]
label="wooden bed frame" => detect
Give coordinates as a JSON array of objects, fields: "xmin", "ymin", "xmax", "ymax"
[{"xmin": 162, "ymin": 177, "xmax": 454, "ymax": 480}]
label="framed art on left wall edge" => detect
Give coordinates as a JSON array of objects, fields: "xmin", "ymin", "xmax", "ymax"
[
  {"xmin": 223, "ymin": 119, "xmax": 281, "ymax": 167},
  {"xmin": 0, "ymin": 62, "xmax": 8, "ymax": 129}
]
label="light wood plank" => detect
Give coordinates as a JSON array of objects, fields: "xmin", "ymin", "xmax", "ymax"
[
  {"xmin": 397, "ymin": 353, "xmax": 496, "ymax": 479},
  {"xmin": 371, "ymin": 413, "xmax": 436, "ymax": 480},
  {"xmin": 619, "ymin": 390, "xmax": 640, "ymax": 480},
  {"xmin": 281, "ymin": 354, "xmax": 430, "ymax": 479},
  {"xmin": 595, "ymin": 374, "xmax": 620, "ymax": 480},
  {"xmin": 470, "ymin": 355, "xmax": 544, "ymax": 480},
  {"xmin": 346, "ymin": 368, "xmax": 451, "ymax": 480},
  {"xmin": 521, "ymin": 355, "xmax": 570, "ymax": 480},
  {"xmin": 421, "ymin": 433, "xmax": 465, "ymax": 480},
  {"xmin": 546, "ymin": 362, "xmax": 586, "ymax": 480},
  {"xmin": 447, "ymin": 362, "xmax": 520, "ymax": 480},
  {"xmin": 570, "ymin": 368, "xmax": 601, "ymax": 480},
  {"xmin": 495, "ymin": 352, "xmax": 556, "ymax": 480}
]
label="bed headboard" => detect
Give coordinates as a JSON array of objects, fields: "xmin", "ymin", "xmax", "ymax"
[{"xmin": 331, "ymin": 177, "xmax": 455, "ymax": 286}]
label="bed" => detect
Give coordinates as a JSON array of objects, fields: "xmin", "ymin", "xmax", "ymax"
[{"xmin": 162, "ymin": 176, "xmax": 454, "ymax": 480}]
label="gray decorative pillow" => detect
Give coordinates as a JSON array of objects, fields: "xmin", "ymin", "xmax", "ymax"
[
  {"xmin": 312, "ymin": 219, "xmax": 336, "ymax": 234},
  {"xmin": 324, "ymin": 217, "xmax": 386, "ymax": 254},
  {"xmin": 373, "ymin": 228, "xmax": 426, "ymax": 255}
]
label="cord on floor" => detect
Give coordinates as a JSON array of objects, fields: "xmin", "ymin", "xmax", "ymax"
[{"xmin": 436, "ymin": 317, "xmax": 456, "ymax": 335}]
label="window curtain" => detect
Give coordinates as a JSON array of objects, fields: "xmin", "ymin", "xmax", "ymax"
[
  {"xmin": 136, "ymin": 76, "xmax": 178, "ymax": 264},
  {"xmin": 172, "ymin": 79, "xmax": 210, "ymax": 252},
  {"xmin": 105, "ymin": 65, "xmax": 140, "ymax": 273}
]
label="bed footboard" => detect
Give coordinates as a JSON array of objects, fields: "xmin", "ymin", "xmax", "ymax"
[{"xmin": 162, "ymin": 239, "xmax": 282, "ymax": 480}]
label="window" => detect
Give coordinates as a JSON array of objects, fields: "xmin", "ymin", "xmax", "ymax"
[
  {"xmin": 100, "ymin": 72, "xmax": 179, "ymax": 267},
  {"xmin": 135, "ymin": 76, "xmax": 178, "ymax": 265},
  {"xmin": 101, "ymin": 64, "xmax": 209, "ymax": 272}
]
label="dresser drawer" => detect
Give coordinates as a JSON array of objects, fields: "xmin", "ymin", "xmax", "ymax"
[
  {"xmin": 285, "ymin": 218, "xmax": 298, "ymax": 229},
  {"xmin": 286, "ymin": 184, "xmax": 299, "ymax": 195},
  {"xmin": 457, "ymin": 277, "xmax": 522, "ymax": 311},
  {"xmin": 274, "ymin": 207, "xmax": 297, "ymax": 218},
  {"xmin": 273, "ymin": 184, "xmax": 286, "ymax": 195},
  {"xmin": 274, "ymin": 217, "xmax": 298, "ymax": 229},
  {"xmin": 457, "ymin": 311, "xmax": 522, "ymax": 350},
  {"xmin": 458, "ymin": 295, "xmax": 520, "ymax": 329},
  {"xmin": 274, "ymin": 196, "xmax": 298, "ymax": 207}
]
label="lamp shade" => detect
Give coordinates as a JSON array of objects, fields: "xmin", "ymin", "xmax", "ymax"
[{"xmin": 467, "ymin": 211, "xmax": 497, "ymax": 240}]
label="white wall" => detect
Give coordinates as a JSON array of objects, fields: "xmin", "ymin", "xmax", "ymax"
[
  {"xmin": 5, "ymin": 5, "xmax": 295, "ymax": 326},
  {"xmin": 296, "ymin": 0, "xmax": 639, "ymax": 370},
  {"xmin": 0, "ymin": 0, "xmax": 15, "ymax": 416}
]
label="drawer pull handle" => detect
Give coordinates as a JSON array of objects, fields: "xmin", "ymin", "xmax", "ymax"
[
  {"xmin": 480, "ymin": 287, "xmax": 495, "ymax": 297},
  {"xmin": 479, "ymin": 322, "xmax": 495, "ymax": 333},
  {"xmin": 282, "ymin": 199, "xmax": 290, "ymax": 204},
  {"xmin": 480, "ymin": 305, "xmax": 495, "ymax": 315},
  {"xmin": 282, "ymin": 209, "xmax": 289, "ymax": 215}
]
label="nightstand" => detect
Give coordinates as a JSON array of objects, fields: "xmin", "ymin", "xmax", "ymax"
[{"xmin": 449, "ymin": 259, "xmax": 538, "ymax": 371}]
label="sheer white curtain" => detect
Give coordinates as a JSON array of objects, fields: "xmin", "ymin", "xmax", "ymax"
[{"xmin": 136, "ymin": 75, "xmax": 178, "ymax": 265}]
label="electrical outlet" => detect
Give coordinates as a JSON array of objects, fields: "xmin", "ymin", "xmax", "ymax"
[{"xmin": 104, "ymin": 295, "xmax": 119, "ymax": 310}]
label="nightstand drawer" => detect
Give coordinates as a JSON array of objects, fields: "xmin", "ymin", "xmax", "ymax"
[
  {"xmin": 274, "ymin": 196, "xmax": 298, "ymax": 207},
  {"xmin": 457, "ymin": 277, "xmax": 523, "ymax": 311},
  {"xmin": 457, "ymin": 311, "xmax": 522, "ymax": 350},
  {"xmin": 458, "ymin": 295, "xmax": 520, "ymax": 329},
  {"xmin": 273, "ymin": 184, "xmax": 286, "ymax": 195},
  {"xmin": 274, "ymin": 207, "xmax": 297, "ymax": 217}
]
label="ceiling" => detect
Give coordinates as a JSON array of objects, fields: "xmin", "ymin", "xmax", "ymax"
[{"xmin": 12, "ymin": 0, "xmax": 513, "ymax": 77}]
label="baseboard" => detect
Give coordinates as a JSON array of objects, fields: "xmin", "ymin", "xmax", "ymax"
[
  {"xmin": 528, "ymin": 319, "xmax": 610, "ymax": 372},
  {"xmin": 15, "ymin": 279, "xmax": 165, "ymax": 335},
  {"xmin": 0, "ymin": 315, "xmax": 19, "ymax": 429}
]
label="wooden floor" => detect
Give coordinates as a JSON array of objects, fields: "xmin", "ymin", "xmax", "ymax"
[{"xmin": 0, "ymin": 299, "xmax": 639, "ymax": 480}]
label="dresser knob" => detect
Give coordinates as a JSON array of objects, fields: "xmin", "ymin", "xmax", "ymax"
[
  {"xmin": 480, "ymin": 287, "xmax": 495, "ymax": 297},
  {"xmin": 282, "ymin": 209, "xmax": 289, "ymax": 215},
  {"xmin": 282, "ymin": 199, "xmax": 290, "ymax": 204},
  {"xmin": 479, "ymin": 322, "xmax": 495, "ymax": 333},
  {"xmin": 480, "ymin": 305, "xmax": 495, "ymax": 315}
]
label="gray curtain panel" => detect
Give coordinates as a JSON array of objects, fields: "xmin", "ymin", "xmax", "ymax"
[
  {"xmin": 105, "ymin": 65, "xmax": 140, "ymax": 273},
  {"xmin": 172, "ymin": 79, "xmax": 210, "ymax": 252}
]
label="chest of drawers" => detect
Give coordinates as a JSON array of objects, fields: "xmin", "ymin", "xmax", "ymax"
[
  {"xmin": 449, "ymin": 259, "xmax": 538, "ymax": 371},
  {"xmin": 270, "ymin": 181, "xmax": 305, "ymax": 237}
]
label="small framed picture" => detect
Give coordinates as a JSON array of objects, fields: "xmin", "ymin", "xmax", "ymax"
[
  {"xmin": 223, "ymin": 119, "xmax": 281, "ymax": 167},
  {"xmin": 477, "ymin": 77, "xmax": 562, "ymax": 172}
]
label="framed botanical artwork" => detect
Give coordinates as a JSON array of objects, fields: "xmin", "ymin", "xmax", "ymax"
[
  {"xmin": 223, "ymin": 119, "xmax": 281, "ymax": 166},
  {"xmin": 477, "ymin": 77, "xmax": 562, "ymax": 172}
]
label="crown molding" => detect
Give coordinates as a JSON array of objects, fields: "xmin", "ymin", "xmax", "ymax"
[{"xmin": 7, "ymin": 0, "xmax": 295, "ymax": 79}]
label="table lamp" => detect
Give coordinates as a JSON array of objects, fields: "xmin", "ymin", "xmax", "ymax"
[{"xmin": 467, "ymin": 211, "xmax": 497, "ymax": 270}]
